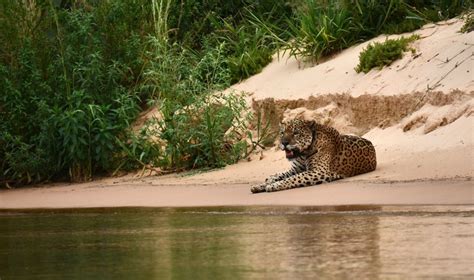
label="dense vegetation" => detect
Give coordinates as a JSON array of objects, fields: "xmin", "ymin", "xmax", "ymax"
[
  {"xmin": 262, "ymin": 0, "xmax": 472, "ymax": 61},
  {"xmin": 355, "ymin": 35, "xmax": 420, "ymax": 73},
  {"xmin": 1, "ymin": 0, "xmax": 471, "ymax": 187}
]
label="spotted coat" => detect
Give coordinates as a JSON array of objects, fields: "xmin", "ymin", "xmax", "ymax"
[{"xmin": 251, "ymin": 119, "xmax": 377, "ymax": 193}]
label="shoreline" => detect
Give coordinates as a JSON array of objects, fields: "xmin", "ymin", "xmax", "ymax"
[
  {"xmin": 1, "ymin": 19, "xmax": 472, "ymax": 210},
  {"xmin": 1, "ymin": 177, "xmax": 472, "ymax": 209}
]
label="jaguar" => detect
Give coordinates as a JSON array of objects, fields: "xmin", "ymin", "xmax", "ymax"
[{"xmin": 251, "ymin": 119, "xmax": 377, "ymax": 193}]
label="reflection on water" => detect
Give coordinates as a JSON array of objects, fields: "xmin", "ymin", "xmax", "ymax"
[{"xmin": 0, "ymin": 206, "xmax": 473, "ymax": 279}]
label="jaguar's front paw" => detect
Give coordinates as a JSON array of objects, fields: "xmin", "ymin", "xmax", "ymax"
[
  {"xmin": 251, "ymin": 183, "xmax": 267, "ymax": 194},
  {"xmin": 265, "ymin": 175, "xmax": 279, "ymax": 184},
  {"xmin": 265, "ymin": 182, "xmax": 282, "ymax": 192}
]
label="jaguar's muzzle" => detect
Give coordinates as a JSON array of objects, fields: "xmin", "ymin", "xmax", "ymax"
[{"xmin": 280, "ymin": 144, "xmax": 299, "ymax": 159}]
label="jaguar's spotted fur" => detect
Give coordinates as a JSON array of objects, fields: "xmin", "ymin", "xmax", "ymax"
[{"xmin": 251, "ymin": 119, "xmax": 377, "ymax": 193}]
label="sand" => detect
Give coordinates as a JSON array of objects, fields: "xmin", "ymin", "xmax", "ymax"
[
  {"xmin": 0, "ymin": 178, "xmax": 472, "ymax": 209},
  {"xmin": 1, "ymin": 19, "xmax": 473, "ymax": 209},
  {"xmin": 232, "ymin": 19, "xmax": 474, "ymax": 99}
]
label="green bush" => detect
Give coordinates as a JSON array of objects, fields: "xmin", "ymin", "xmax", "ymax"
[
  {"xmin": 156, "ymin": 92, "xmax": 249, "ymax": 170},
  {"xmin": 0, "ymin": 1, "xmax": 150, "ymax": 184},
  {"xmin": 142, "ymin": 40, "xmax": 250, "ymax": 170},
  {"xmin": 355, "ymin": 35, "xmax": 419, "ymax": 73}
]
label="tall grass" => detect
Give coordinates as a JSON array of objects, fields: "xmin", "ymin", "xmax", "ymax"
[
  {"xmin": 252, "ymin": 0, "xmax": 472, "ymax": 62},
  {"xmin": 286, "ymin": 2, "xmax": 357, "ymax": 60},
  {"xmin": 151, "ymin": 0, "xmax": 171, "ymax": 42}
]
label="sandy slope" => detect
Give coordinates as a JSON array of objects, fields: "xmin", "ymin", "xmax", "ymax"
[
  {"xmin": 1, "ymin": 19, "xmax": 473, "ymax": 209},
  {"xmin": 232, "ymin": 19, "xmax": 473, "ymax": 99}
]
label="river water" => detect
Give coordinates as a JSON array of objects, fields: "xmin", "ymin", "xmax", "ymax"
[{"xmin": 1, "ymin": 205, "xmax": 473, "ymax": 279}]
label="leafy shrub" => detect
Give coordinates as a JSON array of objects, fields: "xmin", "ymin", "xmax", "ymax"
[
  {"xmin": 155, "ymin": 92, "xmax": 249, "ymax": 170},
  {"xmin": 114, "ymin": 129, "xmax": 163, "ymax": 174},
  {"xmin": 355, "ymin": 35, "xmax": 419, "ymax": 73},
  {"xmin": 142, "ymin": 40, "xmax": 250, "ymax": 170},
  {"xmin": 0, "ymin": 1, "xmax": 151, "ymax": 185}
]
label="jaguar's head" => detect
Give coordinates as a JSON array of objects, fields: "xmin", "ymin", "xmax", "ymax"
[{"xmin": 279, "ymin": 119, "xmax": 316, "ymax": 159}]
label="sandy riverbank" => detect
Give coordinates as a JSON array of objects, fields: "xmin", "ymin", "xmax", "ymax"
[
  {"xmin": 1, "ymin": 132, "xmax": 472, "ymax": 209},
  {"xmin": 0, "ymin": 177, "xmax": 472, "ymax": 209}
]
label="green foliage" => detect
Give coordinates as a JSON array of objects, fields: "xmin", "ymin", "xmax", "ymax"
[
  {"xmin": 253, "ymin": 0, "xmax": 471, "ymax": 61},
  {"xmin": 246, "ymin": 109, "xmax": 278, "ymax": 153},
  {"xmin": 355, "ymin": 35, "xmax": 420, "ymax": 73},
  {"xmin": 342, "ymin": 0, "xmax": 416, "ymax": 36},
  {"xmin": 285, "ymin": 2, "xmax": 357, "ymax": 60},
  {"xmin": 156, "ymin": 93, "xmax": 249, "ymax": 169},
  {"xmin": 203, "ymin": 3, "xmax": 292, "ymax": 83},
  {"xmin": 142, "ymin": 41, "xmax": 250, "ymax": 169},
  {"xmin": 0, "ymin": 1, "xmax": 152, "ymax": 185},
  {"xmin": 114, "ymin": 129, "xmax": 163, "ymax": 174},
  {"xmin": 214, "ymin": 18, "xmax": 273, "ymax": 83},
  {"xmin": 165, "ymin": 0, "xmax": 292, "ymax": 49}
]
